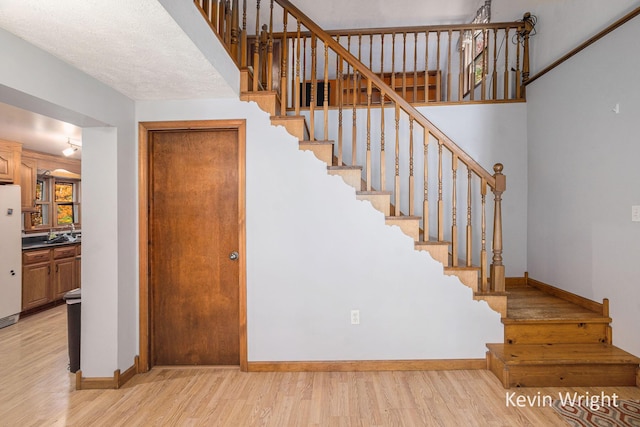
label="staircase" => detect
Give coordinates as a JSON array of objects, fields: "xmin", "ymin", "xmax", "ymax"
[
  {"xmin": 200, "ymin": 0, "xmax": 639, "ymax": 386},
  {"xmin": 240, "ymin": 84, "xmax": 505, "ymax": 317},
  {"xmin": 486, "ymin": 279, "xmax": 640, "ymax": 388}
]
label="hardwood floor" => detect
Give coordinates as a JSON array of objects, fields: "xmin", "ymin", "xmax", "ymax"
[{"xmin": 1, "ymin": 305, "xmax": 639, "ymax": 426}]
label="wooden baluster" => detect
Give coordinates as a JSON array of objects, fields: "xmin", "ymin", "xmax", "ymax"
[
  {"xmin": 240, "ymin": 0, "xmax": 247, "ymax": 68},
  {"xmin": 345, "ymin": 36, "xmax": 351, "ymax": 106},
  {"xmin": 436, "ymin": 31, "xmax": 441, "ymax": 101},
  {"xmin": 458, "ymin": 30, "xmax": 464, "ymax": 101},
  {"xmin": 266, "ymin": 0, "xmax": 273, "ymax": 91},
  {"xmin": 423, "ymin": 129, "xmax": 429, "ymax": 240},
  {"xmin": 252, "ymin": 0, "xmax": 261, "ymax": 91},
  {"xmin": 352, "ymin": 67, "xmax": 357, "ymax": 165},
  {"xmin": 230, "ymin": 0, "xmax": 239, "ymax": 61},
  {"xmin": 394, "ymin": 104, "xmax": 400, "ymax": 215},
  {"xmin": 302, "ymin": 36, "xmax": 307, "ymax": 107},
  {"xmin": 218, "ymin": 1, "xmax": 225, "ymax": 42},
  {"xmin": 481, "ymin": 179, "xmax": 487, "ymax": 291},
  {"xmin": 280, "ymin": 9, "xmax": 287, "ymax": 114},
  {"xmin": 260, "ymin": 24, "xmax": 268, "ymax": 89},
  {"xmin": 447, "ymin": 29, "xmax": 452, "ymax": 102},
  {"xmin": 402, "ymin": 32, "xmax": 407, "ymax": 101},
  {"xmin": 490, "ymin": 163, "xmax": 506, "ymax": 292},
  {"xmin": 492, "ymin": 29, "xmax": 498, "ymax": 100},
  {"xmin": 466, "ymin": 169, "xmax": 472, "ymax": 267},
  {"xmin": 515, "ymin": 24, "xmax": 521, "ymax": 100},
  {"xmin": 338, "ymin": 55, "xmax": 344, "ymax": 166},
  {"xmin": 225, "ymin": 0, "xmax": 232, "ymax": 46},
  {"xmin": 369, "ymin": 34, "xmax": 373, "ymax": 72},
  {"xmin": 437, "ymin": 140, "xmax": 443, "ymax": 241},
  {"xmin": 357, "ymin": 34, "xmax": 362, "ymax": 105},
  {"xmin": 380, "ymin": 90, "xmax": 386, "ymax": 191},
  {"xmin": 310, "ymin": 34, "xmax": 316, "ymax": 140},
  {"xmin": 503, "ymin": 27, "xmax": 509, "ymax": 99},
  {"xmin": 391, "ymin": 33, "xmax": 396, "ymax": 93},
  {"xmin": 413, "ymin": 33, "xmax": 418, "ymax": 103},
  {"xmin": 409, "ymin": 118, "xmax": 414, "ymax": 216},
  {"xmin": 480, "ymin": 30, "xmax": 487, "ymax": 100},
  {"xmin": 451, "ymin": 154, "xmax": 458, "ymax": 267},
  {"xmin": 380, "ymin": 33, "xmax": 385, "ymax": 80},
  {"xmin": 323, "ymin": 43, "xmax": 329, "ymax": 141},
  {"xmin": 335, "ymin": 35, "xmax": 340, "ymax": 107},
  {"xmin": 366, "ymin": 79, "xmax": 372, "ymax": 191},
  {"xmin": 294, "ymin": 19, "xmax": 301, "ymax": 115},
  {"xmin": 424, "ymin": 31, "xmax": 429, "ymax": 102},
  {"xmin": 211, "ymin": 0, "xmax": 218, "ymax": 28}
]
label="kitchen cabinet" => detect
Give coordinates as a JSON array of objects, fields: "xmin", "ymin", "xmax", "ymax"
[
  {"xmin": 22, "ymin": 243, "xmax": 80, "ymax": 311},
  {"xmin": 22, "ymin": 249, "xmax": 52, "ymax": 310},
  {"xmin": 52, "ymin": 246, "xmax": 77, "ymax": 300},
  {"xmin": 0, "ymin": 139, "xmax": 22, "ymax": 184},
  {"xmin": 20, "ymin": 157, "xmax": 38, "ymax": 210}
]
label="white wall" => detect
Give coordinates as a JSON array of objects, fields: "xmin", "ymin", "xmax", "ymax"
[
  {"xmin": 492, "ymin": 0, "xmax": 638, "ymax": 76},
  {"xmin": 305, "ymin": 102, "xmax": 528, "ymax": 276},
  {"xmin": 0, "ymin": 28, "xmax": 137, "ymax": 376},
  {"xmin": 526, "ymin": 16, "xmax": 640, "ymax": 356},
  {"xmin": 137, "ymin": 97, "xmax": 503, "ymax": 361}
]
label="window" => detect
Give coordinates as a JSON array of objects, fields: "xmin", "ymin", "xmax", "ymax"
[{"xmin": 31, "ymin": 176, "xmax": 81, "ymax": 229}]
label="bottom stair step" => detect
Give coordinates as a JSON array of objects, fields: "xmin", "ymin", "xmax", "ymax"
[{"xmin": 486, "ymin": 343, "xmax": 640, "ymax": 388}]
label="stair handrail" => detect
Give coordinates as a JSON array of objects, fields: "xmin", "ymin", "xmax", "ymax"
[
  {"xmin": 276, "ymin": 0, "xmax": 507, "ymax": 291},
  {"xmin": 274, "ymin": 0, "xmax": 497, "ymax": 186},
  {"xmin": 197, "ymin": 0, "xmax": 508, "ymax": 292}
]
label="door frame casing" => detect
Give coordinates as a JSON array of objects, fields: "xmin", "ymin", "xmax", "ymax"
[{"xmin": 138, "ymin": 119, "xmax": 247, "ymax": 372}]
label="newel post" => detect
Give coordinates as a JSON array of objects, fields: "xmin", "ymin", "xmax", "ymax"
[
  {"xmin": 520, "ymin": 12, "xmax": 534, "ymax": 98},
  {"xmin": 490, "ymin": 163, "xmax": 506, "ymax": 292}
]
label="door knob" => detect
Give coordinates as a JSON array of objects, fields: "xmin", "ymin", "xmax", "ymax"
[{"xmin": 229, "ymin": 251, "xmax": 239, "ymax": 261}]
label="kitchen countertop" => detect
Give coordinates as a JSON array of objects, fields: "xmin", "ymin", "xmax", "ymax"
[{"xmin": 22, "ymin": 237, "xmax": 82, "ymax": 251}]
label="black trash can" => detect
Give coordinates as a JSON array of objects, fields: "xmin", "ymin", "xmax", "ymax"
[{"xmin": 63, "ymin": 288, "xmax": 81, "ymax": 373}]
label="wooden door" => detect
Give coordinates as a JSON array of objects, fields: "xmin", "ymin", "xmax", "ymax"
[{"xmin": 150, "ymin": 129, "xmax": 240, "ymax": 366}]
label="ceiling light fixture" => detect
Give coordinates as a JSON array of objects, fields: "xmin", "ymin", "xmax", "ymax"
[{"xmin": 62, "ymin": 138, "xmax": 79, "ymax": 157}]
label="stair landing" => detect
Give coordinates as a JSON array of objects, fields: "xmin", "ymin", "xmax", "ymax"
[{"xmin": 487, "ymin": 282, "xmax": 640, "ymax": 388}]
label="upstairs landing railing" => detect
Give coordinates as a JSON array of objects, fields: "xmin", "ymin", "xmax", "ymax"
[{"xmin": 194, "ymin": 0, "xmax": 527, "ymax": 293}]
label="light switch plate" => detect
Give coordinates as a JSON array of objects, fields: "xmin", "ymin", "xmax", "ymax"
[{"xmin": 632, "ymin": 206, "xmax": 640, "ymax": 222}]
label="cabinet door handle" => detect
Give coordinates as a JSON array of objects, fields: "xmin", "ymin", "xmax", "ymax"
[
  {"xmin": 48, "ymin": 265, "xmax": 51, "ymax": 275},
  {"xmin": 56, "ymin": 264, "xmax": 59, "ymax": 273}
]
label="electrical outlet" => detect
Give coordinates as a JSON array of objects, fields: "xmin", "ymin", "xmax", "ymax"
[
  {"xmin": 351, "ymin": 309, "xmax": 360, "ymax": 325},
  {"xmin": 632, "ymin": 206, "xmax": 640, "ymax": 222}
]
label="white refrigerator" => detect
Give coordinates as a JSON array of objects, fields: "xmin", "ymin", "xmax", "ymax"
[{"xmin": 0, "ymin": 185, "xmax": 22, "ymax": 328}]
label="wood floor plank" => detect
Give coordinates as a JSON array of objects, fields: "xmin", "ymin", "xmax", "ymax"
[{"xmin": 2, "ymin": 305, "xmax": 640, "ymax": 426}]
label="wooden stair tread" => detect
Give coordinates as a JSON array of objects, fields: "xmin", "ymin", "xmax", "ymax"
[
  {"xmin": 300, "ymin": 140, "xmax": 334, "ymax": 145},
  {"xmin": 502, "ymin": 317, "xmax": 611, "ymax": 325},
  {"xmin": 328, "ymin": 165, "xmax": 362, "ymax": 170},
  {"xmin": 414, "ymin": 240, "xmax": 449, "ymax": 246},
  {"xmin": 506, "ymin": 284, "xmax": 604, "ymax": 320},
  {"xmin": 270, "ymin": 115, "xmax": 304, "ymax": 120},
  {"xmin": 486, "ymin": 343, "xmax": 640, "ymax": 365},
  {"xmin": 385, "ymin": 216, "xmax": 421, "ymax": 220},
  {"xmin": 444, "ymin": 266, "xmax": 479, "ymax": 271},
  {"xmin": 356, "ymin": 191, "xmax": 392, "ymax": 196}
]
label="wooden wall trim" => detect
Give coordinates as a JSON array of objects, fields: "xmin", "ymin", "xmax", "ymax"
[
  {"xmin": 526, "ymin": 276, "xmax": 606, "ymax": 315},
  {"xmin": 247, "ymin": 359, "xmax": 486, "ymax": 372},
  {"xmin": 75, "ymin": 356, "xmax": 139, "ymax": 390},
  {"xmin": 138, "ymin": 120, "xmax": 248, "ymax": 373},
  {"xmin": 526, "ymin": 6, "xmax": 640, "ymax": 86},
  {"xmin": 505, "ymin": 276, "xmax": 527, "ymax": 286}
]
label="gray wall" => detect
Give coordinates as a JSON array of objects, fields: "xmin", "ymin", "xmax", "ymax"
[
  {"xmin": 0, "ymin": 28, "xmax": 137, "ymax": 377},
  {"xmin": 526, "ymin": 15, "xmax": 640, "ymax": 356},
  {"xmin": 493, "ymin": 0, "xmax": 637, "ymax": 76}
]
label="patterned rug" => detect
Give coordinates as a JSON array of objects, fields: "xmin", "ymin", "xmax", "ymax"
[{"xmin": 552, "ymin": 399, "xmax": 640, "ymax": 426}]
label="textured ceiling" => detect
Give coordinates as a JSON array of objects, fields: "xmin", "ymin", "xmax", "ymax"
[
  {"xmin": 0, "ymin": 0, "xmax": 235, "ymax": 101},
  {"xmin": 0, "ymin": 0, "xmax": 478, "ymax": 156}
]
